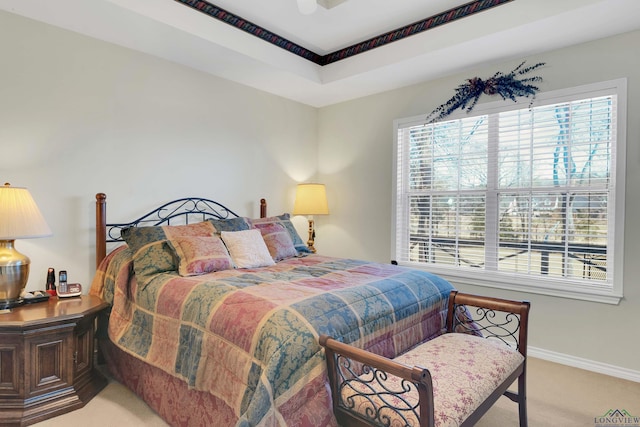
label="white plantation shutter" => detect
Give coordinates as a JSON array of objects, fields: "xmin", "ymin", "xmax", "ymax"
[{"xmin": 393, "ymin": 79, "xmax": 626, "ymax": 304}]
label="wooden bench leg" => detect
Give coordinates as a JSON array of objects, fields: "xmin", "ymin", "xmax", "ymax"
[
  {"xmin": 505, "ymin": 367, "xmax": 527, "ymax": 427},
  {"xmin": 518, "ymin": 369, "xmax": 528, "ymax": 427}
]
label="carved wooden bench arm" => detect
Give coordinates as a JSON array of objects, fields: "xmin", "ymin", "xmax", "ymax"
[{"xmin": 320, "ymin": 291, "xmax": 530, "ymax": 427}]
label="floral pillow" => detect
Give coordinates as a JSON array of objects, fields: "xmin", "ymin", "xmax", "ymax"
[
  {"xmin": 121, "ymin": 221, "xmax": 216, "ymax": 281},
  {"xmin": 249, "ymin": 213, "xmax": 310, "ymax": 255},
  {"xmin": 254, "ymin": 222, "xmax": 298, "ymax": 261},
  {"xmin": 168, "ymin": 235, "xmax": 233, "ymax": 276},
  {"xmin": 220, "ymin": 229, "xmax": 275, "ymax": 269},
  {"xmin": 208, "ymin": 217, "xmax": 251, "ymax": 234}
]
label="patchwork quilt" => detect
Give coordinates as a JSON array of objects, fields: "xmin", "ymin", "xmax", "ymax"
[{"xmin": 91, "ymin": 247, "xmax": 454, "ymax": 426}]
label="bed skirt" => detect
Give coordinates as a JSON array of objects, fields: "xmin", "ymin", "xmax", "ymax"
[{"xmin": 99, "ymin": 337, "xmax": 338, "ymax": 427}]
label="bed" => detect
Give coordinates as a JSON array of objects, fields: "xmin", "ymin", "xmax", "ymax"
[{"xmin": 89, "ymin": 193, "xmax": 456, "ymax": 427}]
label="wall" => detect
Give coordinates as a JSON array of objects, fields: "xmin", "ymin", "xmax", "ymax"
[
  {"xmin": 317, "ymin": 30, "xmax": 640, "ymax": 373},
  {"xmin": 3, "ymin": 9, "xmax": 639, "ymax": 376},
  {"xmin": 0, "ymin": 11, "xmax": 317, "ymax": 292}
]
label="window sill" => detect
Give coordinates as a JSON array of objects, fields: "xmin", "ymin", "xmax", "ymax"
[{"xmin": 396, "ymin": 262, "xmax": 622, "ymax": 305}]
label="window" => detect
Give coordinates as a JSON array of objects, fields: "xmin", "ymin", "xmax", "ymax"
[{"xmin": 393, "ymin": 79, "xmax": 626, "ymax": 304}]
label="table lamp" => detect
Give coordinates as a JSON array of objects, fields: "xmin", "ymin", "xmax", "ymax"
[
  {"xmin": 0, "ymin": 183, "xmax": 52, "ymax": 309},
  {"xmin": 293, "ymin": 183, "xmax": 329, "ymax": 253}
]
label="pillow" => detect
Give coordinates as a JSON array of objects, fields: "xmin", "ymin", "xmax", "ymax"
[
  {"xmin": 249, "ymin": 213, "xmax": 310, "ymax": 254},
  {"xmin": 254, "ymin": 222, "xmax": 298, "ymax": 261},
  {"xmin": 168, "ymin": 235, "xmax": 233, "ymax": 276},
  {"xmin": 220, "ymin": 229, "xmax": 275, "ymax": 269},
  {"xmin": 121, "ymin": 221, "xmax": 216, "ymax": 280},
  {"xmin": 208, "ymin": 217, "xmax": 251, "ymax": 233}
]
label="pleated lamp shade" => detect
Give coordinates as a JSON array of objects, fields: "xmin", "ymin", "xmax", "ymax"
[
  {"xmin": 0, "ymin": 183, "xmax": 51, "ymax": 307},
  {"xmin": 0, "ymin": 183, "xmax": 52, "ymax": 239}
]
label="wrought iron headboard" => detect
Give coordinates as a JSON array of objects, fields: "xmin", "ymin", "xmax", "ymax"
[{"xmin": 95, "ymin": 193, "xmax": 267, "ymax": 266}]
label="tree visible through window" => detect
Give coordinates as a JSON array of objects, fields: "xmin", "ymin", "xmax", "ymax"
[{"xmin": 393, "ymin": 80, "xmax": 625, "ymax": 303}]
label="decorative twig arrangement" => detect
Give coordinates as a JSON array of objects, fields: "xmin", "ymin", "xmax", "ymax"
[{"xmin": 426, "ymin": 61, "xmax": 545, "ymax": 123}]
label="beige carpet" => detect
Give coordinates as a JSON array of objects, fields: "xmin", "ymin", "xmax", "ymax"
[
  {"xmin": 476, "ymin": 358, "xmax": 640, "ymax": 427},
  {"xmin": 34, "ymin": 357, "xmax": 640, "ymax": 427}
]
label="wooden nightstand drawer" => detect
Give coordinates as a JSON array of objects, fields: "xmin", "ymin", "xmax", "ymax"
[
  {"xmin": 0, "ymin": 295, "xmax": 109, "ymax": 426},
  {"xmin": 26, "ymin": 326, "xmax": 74, "ymax": 397},
  {"xmin": 0, "ymin": 342, "xmax": 22, "ymax": 396}
]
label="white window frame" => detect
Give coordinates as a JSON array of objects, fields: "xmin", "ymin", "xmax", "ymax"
[{"xmin": 392, "ymin": 79, "xmax": 626, "ymax": 304}]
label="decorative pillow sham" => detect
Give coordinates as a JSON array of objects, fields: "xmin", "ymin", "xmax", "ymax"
[
  {"xmin": 121, "ymin": 221, "xmax": 216, "ymax": 280},
  {"xmin": 168, "ymin": 235, "xmax": 233, "ymax": 276},
  {"xmin": 208, "ymin": 217, "xmax": 251, "ymax": 234},
  {"xmin": 254, "ymin": 222, "xmax": 298, "ymax": 261},
  {"xmin": 249, "ymin": 213, "xmax": 310, "ymax": 254},
  {"xmin": 220, "ymin": 229, "xmax": 275, "ymax": 269}
]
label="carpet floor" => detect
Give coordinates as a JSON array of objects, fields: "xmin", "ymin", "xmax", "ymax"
[{"xmin": 33, "ymin": 357, "xmax": 640, "ymax": 426}]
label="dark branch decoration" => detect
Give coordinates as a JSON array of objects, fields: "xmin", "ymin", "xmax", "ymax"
[{"xmin": 426, "ymin": 61, "xmax": 545, "ymax": 123}]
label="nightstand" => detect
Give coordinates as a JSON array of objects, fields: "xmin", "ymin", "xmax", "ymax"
[{"xmin": 0, "ymin": 295, "xmax": 109, "ymax": 426}]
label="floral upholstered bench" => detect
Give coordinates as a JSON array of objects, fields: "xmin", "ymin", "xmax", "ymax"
[{"xmin": 320, "ymin": 291, "xmax": 530, "ymax": 427}]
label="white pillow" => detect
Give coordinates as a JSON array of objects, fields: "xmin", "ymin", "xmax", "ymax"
[{"xmin": 221, "ymin": 229, "xmax": 276, "ymax": 269}]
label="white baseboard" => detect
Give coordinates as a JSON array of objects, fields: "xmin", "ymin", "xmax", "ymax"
[{"xmin": 529, "ymin": 346, "xmax": 640, "ymax": 383}]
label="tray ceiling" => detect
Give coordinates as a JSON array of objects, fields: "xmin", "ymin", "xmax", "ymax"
[{"xmin": 1, "ymin": 0, "xmax": 639, "ymax": 107}]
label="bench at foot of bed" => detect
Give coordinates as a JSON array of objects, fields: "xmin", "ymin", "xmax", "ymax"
[{"xmin": 320, "ymin": 291, "xmax": 530, "ymax": 427}]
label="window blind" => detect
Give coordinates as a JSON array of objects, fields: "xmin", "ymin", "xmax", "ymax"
[{"xmin": 393, "ymin": 80, "xmax": 625, "ymax": 302}]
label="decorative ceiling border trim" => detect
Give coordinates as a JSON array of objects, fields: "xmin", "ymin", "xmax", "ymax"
[
  {"xmin": 174, "ymin": 0, "xmax": 514, "ymax": 66},
  {"xmin": 175, "ymin": 0, "xmax": 323, "ymax": 63}
]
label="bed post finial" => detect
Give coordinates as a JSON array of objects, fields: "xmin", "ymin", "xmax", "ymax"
[
  {"xmin": 96, "ymin": 193, "xmax": 107, "ymax": 267},
  {"xmin": 260, "ymin": 198, "xmax": 267, "ymax": 218}
]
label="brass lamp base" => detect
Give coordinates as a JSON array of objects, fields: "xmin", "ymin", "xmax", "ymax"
[
  {"xmin": 0, "ymin": 240, "xmax": 30, "ymax": 309},
  {"xmin": 306, "ymin": 218, "xmax": 317, "ymax": 253}
]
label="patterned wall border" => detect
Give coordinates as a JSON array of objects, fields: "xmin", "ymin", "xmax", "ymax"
[{"xmin": 174, "ymin": 0, "xmax": 513, "ymax": 66}]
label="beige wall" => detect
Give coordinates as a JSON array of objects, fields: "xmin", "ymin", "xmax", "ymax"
[
  {"xmin": 317, "ymin": 31, "xmax": 640, "ymax": 373},
  {"xmin": 0, "ymin": 10, "xmax": 317, "ymax": 292},
  {"xmin": 2, "ymin": 9, "xmax": 639, "ymax": 374}
]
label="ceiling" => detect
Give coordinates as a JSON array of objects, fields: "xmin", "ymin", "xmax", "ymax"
[{"xmin": 1, "ymin": 0, "xmax": 639, "ymax": 107}]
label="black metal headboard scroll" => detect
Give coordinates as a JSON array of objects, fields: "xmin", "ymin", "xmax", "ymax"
[{"xmin": 95, "ymin": 193, "xmax": 268, "ymax": 267}]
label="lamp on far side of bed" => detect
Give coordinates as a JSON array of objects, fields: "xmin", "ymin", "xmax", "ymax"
[
  {"xmin": 0, "ymin": 183, "xmax": 52, "ymax": 309},
  {"xmin": 293, "ymin": 183, "xmax": 329, "ymax": 253}
]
